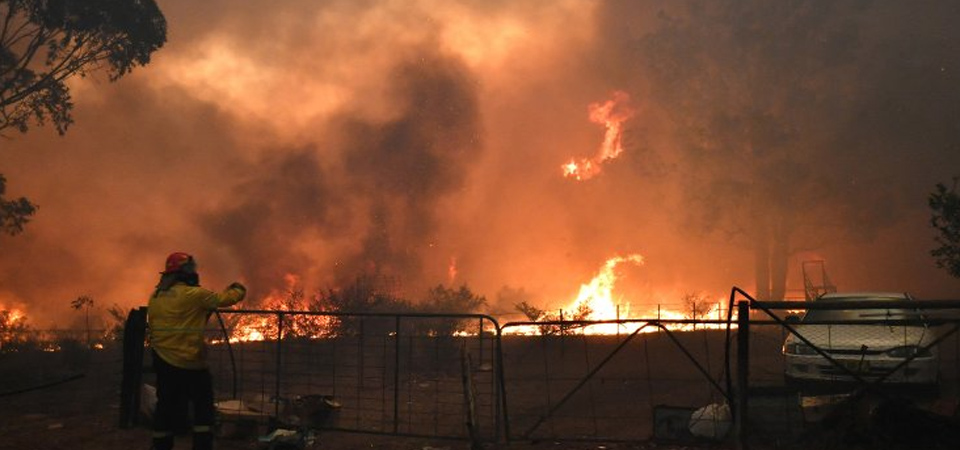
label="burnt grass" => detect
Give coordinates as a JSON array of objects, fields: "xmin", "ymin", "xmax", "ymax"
[{"xmin": 1, "ymin": 328, "xmax": 958, "ymax": 450}]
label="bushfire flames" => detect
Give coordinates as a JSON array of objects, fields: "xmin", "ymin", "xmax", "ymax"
[
  {"xmin": 562, "ymin": 91, "xmax": 635, "ymax": 181},
  {"xmin": 1, "ymin": 255, "xmax": 732, "ymax": 350},
  {"xmin": 506, "ymin": 254, "xmax": 730, "ymax": 336},
  {"xmin": 0, "ymin": 307, "xmax": 28, "ymax": 347},
  {"xmin": 221, "ymin": 274, "xmax": 337, "ymax": 343},
  {"xmin": 217, "ymin": 253, "xmax": 730, "ymax": 342},
  {"xmin": 1, "ymin": 92, "xmax": 721, "ymax": 349}
]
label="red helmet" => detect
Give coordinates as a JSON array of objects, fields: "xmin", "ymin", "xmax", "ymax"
[{"xmin": 163, "ymin": 252, "xmax": 196, "ymax": 274}]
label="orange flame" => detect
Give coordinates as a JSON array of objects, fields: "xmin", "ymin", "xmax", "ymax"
[
  {"xmin": 562, "ymin": 91, "xmax": 636, "ymax": 180},
  {"xmin": 502, "ymin": 254, "xmax": 736, "ymax": 336},
  {"xmin": 448, "ymin": 256, "xmax": 458, "ymax": 284},
  {"xmin": 562, "ymin": 254, "xmax": 643, "ymax": 334},
  {"xmin": 0, "ymin": 305, "xmax": 28, "ymax": 329},
  {"xmin": 567, "ymin": 254, "xmax": 643, "ymax": 317},
  {"xmin": 223, "ymin": 273, "xmax": 335, "ymax": 342},
  {"xmin": 1, "ymin": 305, "xmax": 30, "ymax": 350}
]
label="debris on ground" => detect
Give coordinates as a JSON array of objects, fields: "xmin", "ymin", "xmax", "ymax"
[{"xmin": 801, "ymin": 392, "xmax": 960, "ymax": 450}]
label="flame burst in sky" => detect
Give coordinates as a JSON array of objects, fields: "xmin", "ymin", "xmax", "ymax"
[{"xmin": 562, "ymin": 91, "xmax": 636, "ymax": 180}]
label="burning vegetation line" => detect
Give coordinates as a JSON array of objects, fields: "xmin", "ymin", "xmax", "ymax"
[
  {"xmin": 214, "ymin": 307, "xmax": 500, "ymax": 343},
  {"xmin": 206, "ymin": 254, "xmax": 743, "ymax": 342},
  {"xmin": 504, "ymin": 254, "xmax": 737, "ymax": 335}
]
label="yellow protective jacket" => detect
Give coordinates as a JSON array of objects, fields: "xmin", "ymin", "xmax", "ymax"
[{"xmin": 148, "ymin": 283, "xmax": 246, "ymax": 369}]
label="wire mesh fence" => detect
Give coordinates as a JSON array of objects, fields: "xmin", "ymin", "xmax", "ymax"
[
  {"xmin": 498, "ymin": 319, "xmax": 734, "ymax": 443},
  {"xmin": 201, "ymin": 310, "xmax": 501, "ymax": 442},
  {"xmin": 741, "ymin": 294, "xmax": 960, "ymax": 448},
  {"xmin": 7, "ymin": 292, "xmax": 960, "ymax": 448}
]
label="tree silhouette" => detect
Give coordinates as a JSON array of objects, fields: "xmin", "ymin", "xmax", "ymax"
[
  {"xmin": 1, "ymin": 0, "xmax": 167, "ymax": 135},
  {"xmin": 70, "ymin": 294, "xmax": 94, "ymax": 346},
  {"xmin": 0, "ymin": 0, "xmax": 166, "ymax": 239},
  {"xmin": 632, "ymin": 1, "xmax": 870, "ymax": 299},
  {"xmin": 0, "ymin": 174, "xmax": 35, "ymax": 235},
  {"xmin": 930, "ymin": 178, "xmax": 960, "ymax": 278}
]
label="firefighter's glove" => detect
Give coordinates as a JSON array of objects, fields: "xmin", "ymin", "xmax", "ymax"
[{"xmin": 228, "ymin": 282, "xmax": 247, "ymax": 295}]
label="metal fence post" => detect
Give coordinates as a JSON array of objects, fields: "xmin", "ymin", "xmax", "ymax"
[
  {"xmin": 496, "ymin": 325, "xmax": 509, "ymax": 442},
  {"xmin": 478, "ymin": 317, "xmax": 484, "ymax": 363},
  {"xmin": 394, "ymin": 316, "xmax": 401, "ymax": 434},
  {"xmin": 735, "ymin": 300, "xmax": 750, "ymax": 447},
  {"xmin": 275, "ymin": 312, "xmax": 284, "ymax": 419}
]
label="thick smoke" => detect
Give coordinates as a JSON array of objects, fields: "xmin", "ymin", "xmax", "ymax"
[
  {"xmin": 201, "ymin": 50, "xmax": 481, "ymax": 299},
  {"xmin": 2, "ymin": 0, "xmax": 960, "ymax": 327}
]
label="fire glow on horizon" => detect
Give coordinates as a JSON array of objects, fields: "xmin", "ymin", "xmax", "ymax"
[{"xmin": 215, "ymin": 253, "xmax": 733, "ymax": 342}]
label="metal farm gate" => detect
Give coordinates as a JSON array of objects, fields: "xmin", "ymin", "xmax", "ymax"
[
  {"xmin": 118, "ymin": 290, "xmax": 960, "ymax": 448},
  {"xmin": 123, "ymin": 310, "xmax": 503, "ymax": 444},
  {"xmin": 497, "ymin": 319, "xmax": 734, "ymax": 443}
]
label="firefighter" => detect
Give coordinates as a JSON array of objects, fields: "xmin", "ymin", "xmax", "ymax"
[{"xmin": 147, "ymin": 252, "xmax": 246, "ymax": 450}]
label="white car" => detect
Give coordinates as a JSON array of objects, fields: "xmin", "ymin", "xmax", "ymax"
[{"xmin": 782, "ymin": 292, "xmax": 939, "ymax": 388}]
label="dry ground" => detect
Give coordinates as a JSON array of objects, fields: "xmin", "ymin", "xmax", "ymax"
[
  {"xmin": 0, "ymin": 347, "xmax": 699, "ymax": 450},
  {"xmin": 3, "ymin": 328, "xmax": 957, "ymax": 450}
]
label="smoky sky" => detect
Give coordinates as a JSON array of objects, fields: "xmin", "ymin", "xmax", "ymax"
[
  {"xmin": 2, "ymin": 0, "xmax": 960, "ymax": 327},
  {"xmin": 201, "ymin": 49, "xmax": 481, "ymax": 299}
]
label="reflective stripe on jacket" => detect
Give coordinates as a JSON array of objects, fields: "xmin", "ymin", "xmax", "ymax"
[{"xmin": 148, "ymin": 283, "xmax": 245, "ymax": 369}]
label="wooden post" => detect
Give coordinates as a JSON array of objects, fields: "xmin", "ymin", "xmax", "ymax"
[{"xmin": 119, "ymin": 307, "xmax": 147, "ymax": 428}]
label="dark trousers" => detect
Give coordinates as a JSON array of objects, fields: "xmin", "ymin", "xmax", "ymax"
[{"xmin": 152, "ymin": 351, "xmax": 215, "ymax": 450}]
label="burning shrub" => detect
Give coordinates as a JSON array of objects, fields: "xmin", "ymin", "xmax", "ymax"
[
  {"xmin": 411, "ymin": 284, "xmax": 486, "ymax": 337},
  {"xmin": 321, "ymin": 275, "xmax": 412, "ymax": 337},
  {"xmin": 514, "ymin": 301, "xmax": 546, "ymax": 321},
  {"xmin": 0, "ymin": 308, "xmax": 33, "ymax": 353},
  {"xmin": 513, "ymin": 300, "xmax": 592, "ymax": 336},
  {"xmin": 682, "ymin": 293, "xmax": 714, "ymax": 320},
  {"xmin": 682, "ymin": 292, "xmax": 714, "ymax": 322},
  {"xmin": 224, "ymin": 286, "xmax": 337, "ymax": 341},
  {"xmin": 105, "ymin": 304, "xmax": 128, "ymax": 342},
  {"xmin": 69, "ymin": 295, "xmax": 95, "ymax": 347}
]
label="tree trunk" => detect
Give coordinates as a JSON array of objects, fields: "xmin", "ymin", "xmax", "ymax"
[
  {"xmin": 753, "ymin": 223, "xmax": 771, "ymax": 301},
  {"xmin": 770, "ymin": 224, "xmax": 789, "ymax": 301}
]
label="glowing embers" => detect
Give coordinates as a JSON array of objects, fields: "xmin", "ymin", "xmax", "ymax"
[{"xmin": 562, "ymin": 91, "xmax": 636, "ymax": 181}]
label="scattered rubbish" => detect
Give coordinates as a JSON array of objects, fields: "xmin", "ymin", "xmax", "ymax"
[
  {"xmin": 804, "ymin": 392, "xmax": 960, "ymax": 450},
  {"xmin": 216, "ymin": 399, "xmax": 268, "ymax": 439},
  {"xmin": 259, "ymin": 428, "xmax": 299, "ymax": 442},
  {"xmin": 216, "ymin": 399, "xmax": 270, "ymax": 418},
  {"xmin": 688, "ymin": 403, "xmax": 731, "ymax": 440},
  {"xmin": 653, "ymin": 405, "xmax": 697, "ymax": 442},
  {"xmin": 140, "ymin": 383, "xmax": 157, "ymax": 421},
  {"xmin": 258, "ymin": 428, "xmax": 316, "ymax": 449},
  {"xmin": 276, "ymin": 394, "xmax": 341, "ymax": 429},
  {"xmin": 800, "ymin": 393, "xmax": 851, "ymax": 423}
]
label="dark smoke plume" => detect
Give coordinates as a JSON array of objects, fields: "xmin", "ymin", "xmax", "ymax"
[{"xmin": 201, "ymin": 49, "xmax": 481, "ymax": 301}]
